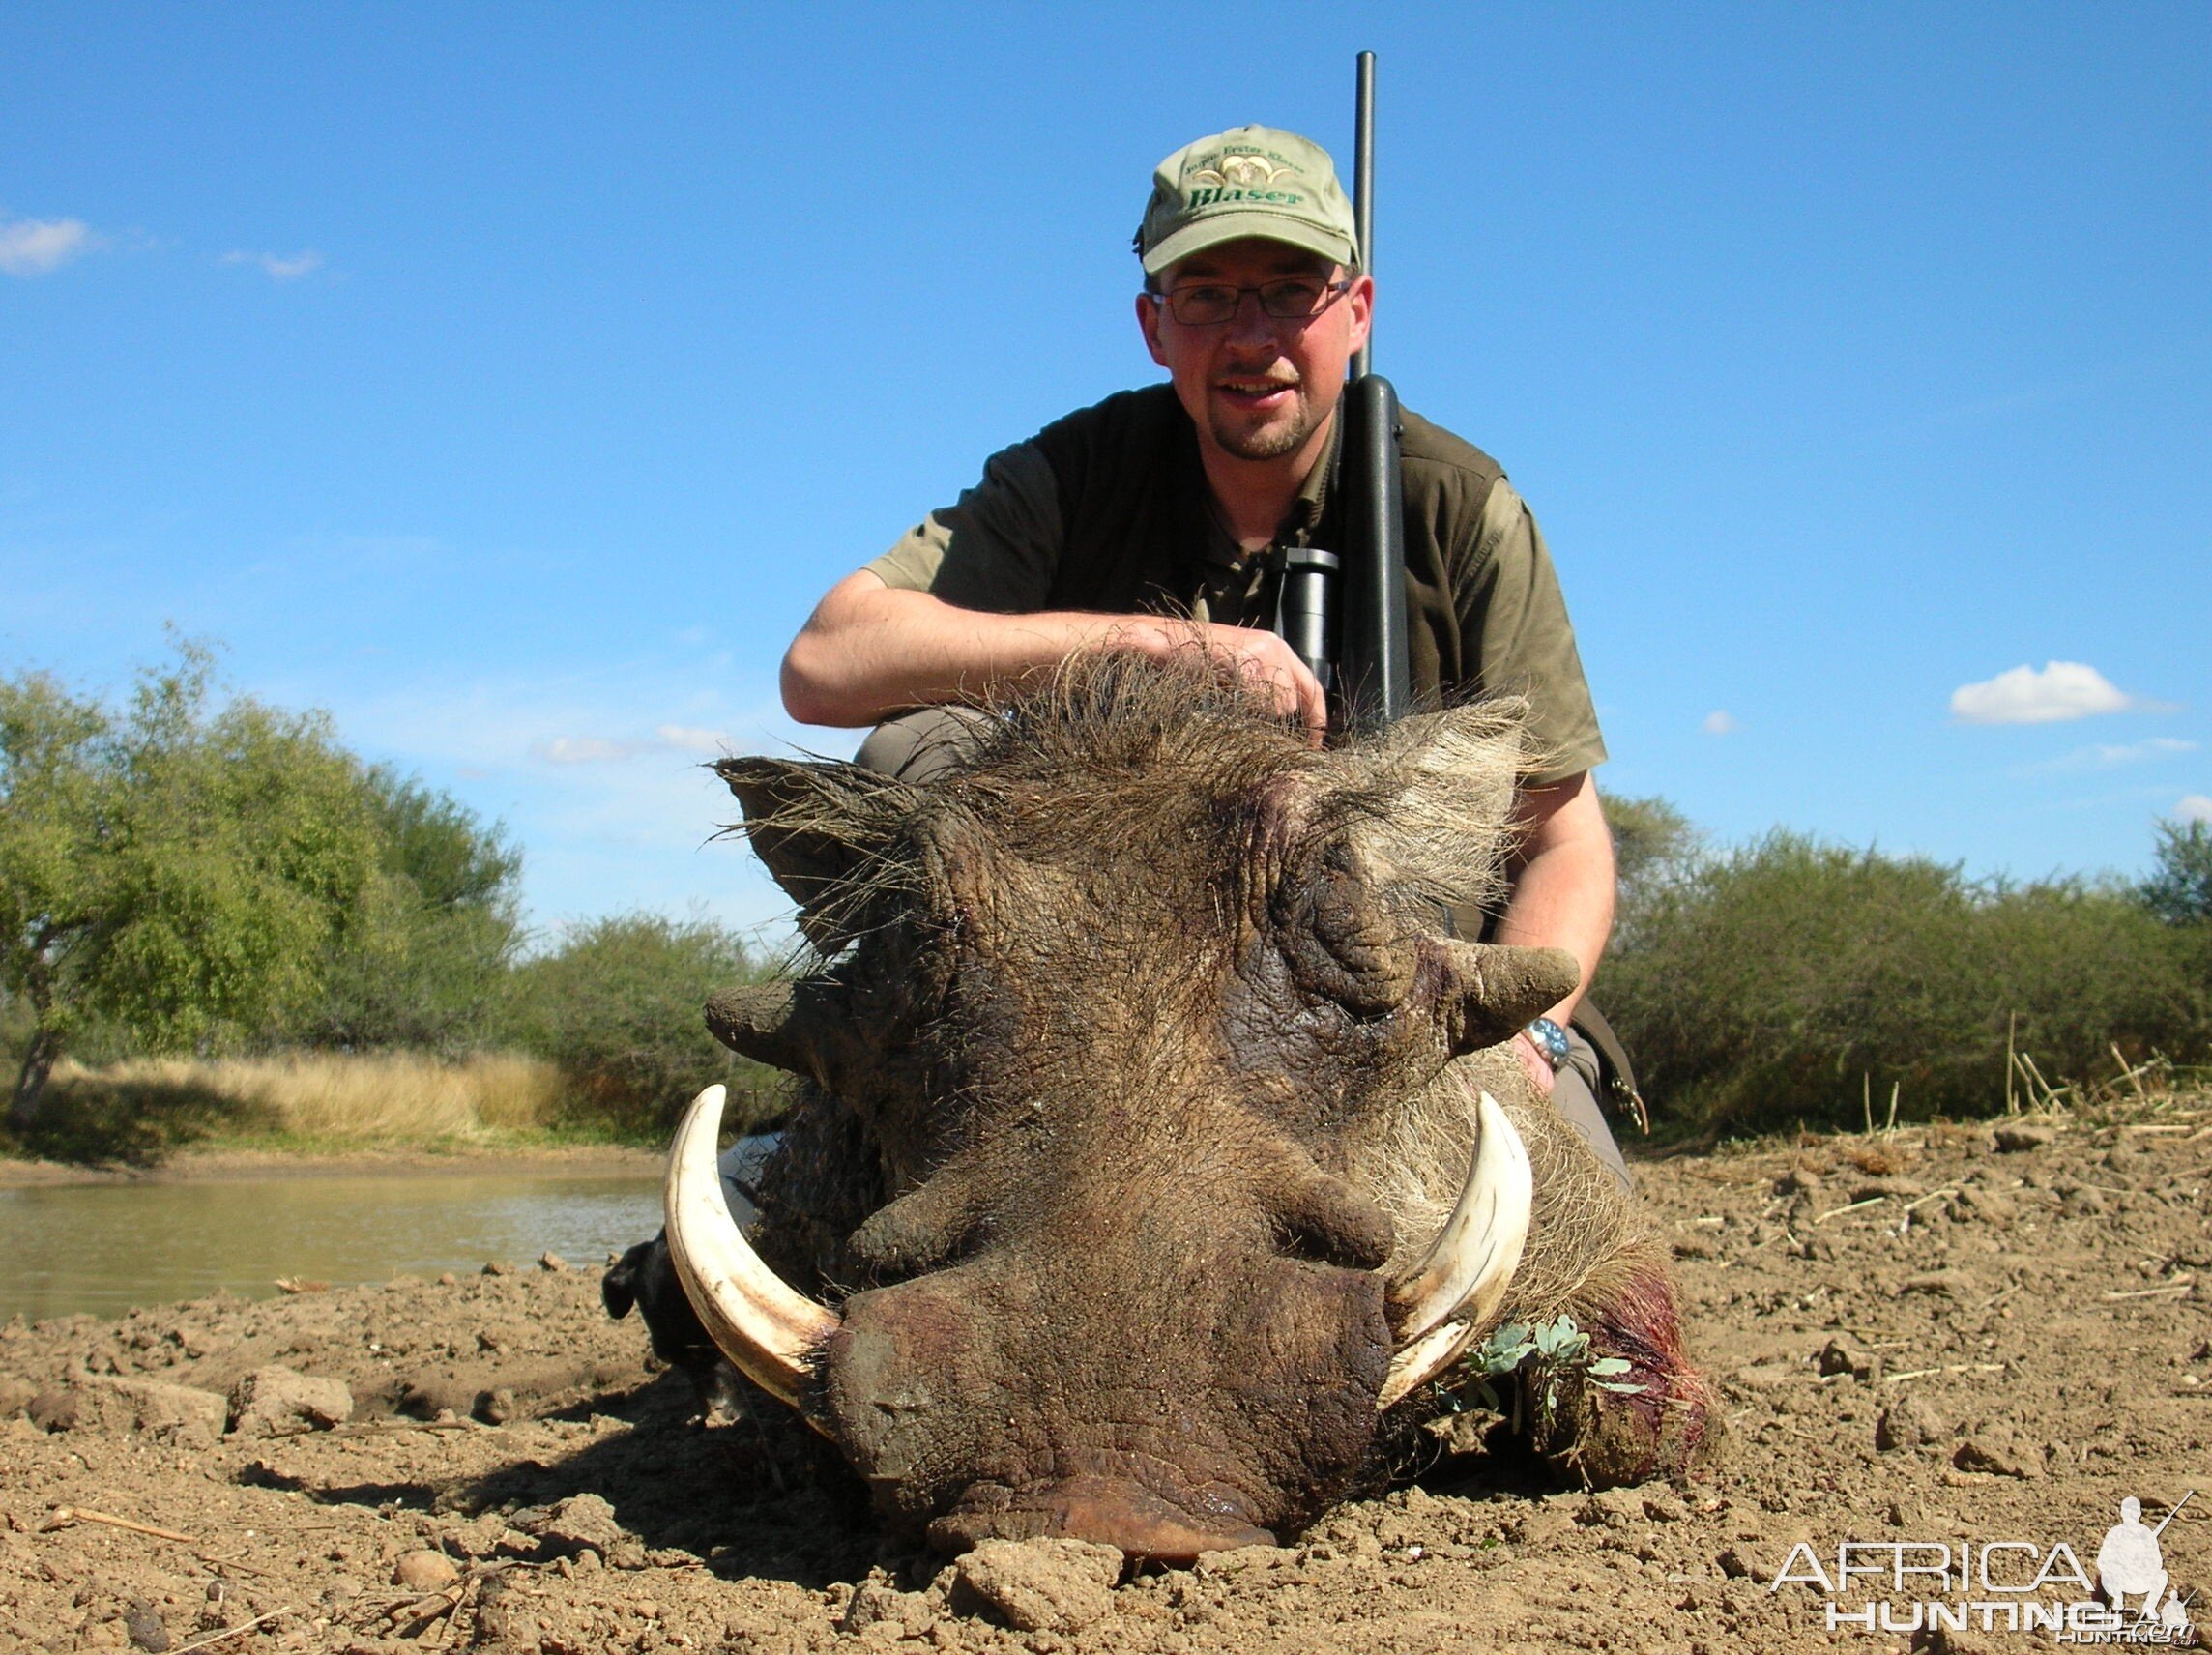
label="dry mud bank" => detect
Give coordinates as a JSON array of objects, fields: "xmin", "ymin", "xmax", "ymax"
[{"xmin": 1, "ymin": 1111, "xmax": 2207, "ymax": 1654}]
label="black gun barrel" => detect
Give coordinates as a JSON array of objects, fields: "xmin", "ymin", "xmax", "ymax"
[
  {"xmin": 1335, "ymin": 51, "xmax": 1409, "ymax": 728},
  {"xmin": 1336, "ymin": 372, "xmax": 1408, "ymax": 726},
  {"xmin": 1353, "ymin": 49, "xmax": 1376, "ymax": 380}
]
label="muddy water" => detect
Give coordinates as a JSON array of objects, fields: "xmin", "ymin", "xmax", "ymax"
[{"xmin": 0, "ymin": 1166, "xmax": 671, "ymax": 1323}]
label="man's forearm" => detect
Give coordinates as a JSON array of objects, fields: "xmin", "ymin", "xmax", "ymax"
[
  {"xmin": 1490, "ymin": 771, "xmax": 1615, "ymax": 1026},
  {"xmin": 780, "ymin": 570, "xmax": 1327, "ymax": 736},
  {"xmin": 782, "ymin": 573, "xmax": 1112, "ymax": 727}
]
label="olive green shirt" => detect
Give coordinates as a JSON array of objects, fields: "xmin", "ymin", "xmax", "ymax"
[{"xmin": 865, "ymin": 386, "xmax": 1606, "ymax": 785}]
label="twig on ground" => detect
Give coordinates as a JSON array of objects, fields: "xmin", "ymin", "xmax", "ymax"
[
  {"xmin": 39, "ymin": 1506, "xmax": 193, "ymax": 1544},
  {"xmin": 2016, "ymin": 1051, "xmax": 2071, "ymax": 1111},
  {"xmin": 1815, "ymin": 1197, "xmax": 1887, "ymax": 1224},
  {"xmin": 1885, "ymin": 1363, "xmax": 2005, "ymax": 1384},
  {"xmin": 423, "ymin": 1577, "xmax": 480, "ymax": 1650},
  {"xmin": 2103, "ymin": 1276, "xmax": 2196, "ymax": 1301},
  {"xmin": 395, "ymin": 1580, "xmax": 472, "ymax": 1639},
  {"xmin": 167, "ymin": 1607, "xmax": 299, "ymax": 1655}
]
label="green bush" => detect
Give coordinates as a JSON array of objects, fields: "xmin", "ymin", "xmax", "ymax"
[
  {"xmin": 503, "ymin": 913, "xmax": 788, "ymax": 1140},
  {"xmin": 1604, "ymin": 793, "xmax": 1703, "ymax": 952},
  {"xmin": 1597, "ymin": 831, "xmax": 2212, "ymax": 1136},
  {"xmin": 1606, "ymin": 793, "xmax": 1702, "ymax": 894},
  {"xmin": 2139, "ymin": 818, "xmax": 2212, "ymax": 927},
  {"xmin": 288, "ymin": 768, "xmax": 524, "ymax": 1054},
  {"xmin": 2, "ymin": 645, "xmax": 386, "ymax": 1131}
]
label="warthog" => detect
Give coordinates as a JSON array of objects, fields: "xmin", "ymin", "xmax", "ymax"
[{"xmin": 666, "ymin": 656, "xmax": 1709, "ymax": 1561}]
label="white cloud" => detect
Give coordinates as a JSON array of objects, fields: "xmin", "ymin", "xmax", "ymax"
[
  {"xmin": 2178, "ymin": 795, "xmax": 2212, "ymax": 825},
  {"xmin": 536, "ymin": 736, "xmax": 641, "ymax": 765},
  {"xmin": 536, "ymin": 725, "xmax": 733, "ymax": 765},
  {"xmin": 655, "ymin": 723, "xmax": 732, "ymax": 754},
  {"xmin": 2033, "ymin": 736, "xmax": 2199, "ymax": 772},
  {"xmin": 223, "ymin": 248, "xmax": 325, "ymax": 281},
  {"xmin": 0, "ymin": 216, "xmax": 93, "ymax": 276},
  {"xmin": 1949, "ymin": 661, "xmax": 2143, "ymax": 725},
  {"xmin": 1701, "ymin": 710, "xmax": 1739, "ymax": 736}
]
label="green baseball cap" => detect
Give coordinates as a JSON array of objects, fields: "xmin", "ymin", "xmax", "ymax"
[{"xmin": 1135, "ymin": 125, "xmax": 1359, "ymax": 276}]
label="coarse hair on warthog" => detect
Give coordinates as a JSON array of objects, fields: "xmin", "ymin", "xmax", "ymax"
[{"xmin": 669, "ymin": 652, "xmax": 1710, "ymax": 1562}]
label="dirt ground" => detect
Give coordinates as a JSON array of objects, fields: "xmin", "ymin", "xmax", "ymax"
[{"xmin": 2, "ymin": 1105, "xmax": 2206, "ymax": 1655}]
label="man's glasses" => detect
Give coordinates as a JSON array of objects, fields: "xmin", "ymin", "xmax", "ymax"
[{"xmin": 1151, "ymin": 276, "xmax": 1352, "ymax": 327}]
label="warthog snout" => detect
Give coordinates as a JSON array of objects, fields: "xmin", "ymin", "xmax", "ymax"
[{"xmin": 820, "ymin": 1237, "xmax": 1392, "ymax": 1560}]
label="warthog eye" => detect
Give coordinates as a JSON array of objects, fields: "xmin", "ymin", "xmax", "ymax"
[{"xmin": 1274, "ymin": 850, "xmax": 1415, "ymax": 1016}]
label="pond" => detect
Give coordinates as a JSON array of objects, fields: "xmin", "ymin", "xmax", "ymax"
[{"xmin": 0, "ymin": 1163, "xmax": 674, "ymax": 1324}]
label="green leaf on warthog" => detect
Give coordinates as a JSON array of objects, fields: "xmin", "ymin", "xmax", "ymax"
[
  {"xmin": 1430, "ymin": 1314, "xmax": 1647, "ymax": 1440},
  {"xmin": 1586, "ymin": 1354, "xmax": 1646, "ymax": 1395}
]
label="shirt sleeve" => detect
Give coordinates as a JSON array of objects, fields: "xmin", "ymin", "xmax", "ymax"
[
  {"xmin": 862, "ymin": 438, "xmax": 1064, "ymax": 613},
  {"xmin": 1456, "ymin": 479, "xmax": 1609, "ymax": 786}
]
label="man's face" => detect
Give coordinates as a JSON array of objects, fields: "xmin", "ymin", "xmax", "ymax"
[{"xmin": 1137, "ymin": 239, "xmax": 1374, "ymax": 467}]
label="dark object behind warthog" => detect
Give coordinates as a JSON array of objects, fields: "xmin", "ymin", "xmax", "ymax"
[
  {"xmin": 659, "ymin": 658, "xmax": 1709, "ymax": 1559},
  {"xmin": 602, "ymin": 1234, "xmax": 742, "ymax": 1424}
]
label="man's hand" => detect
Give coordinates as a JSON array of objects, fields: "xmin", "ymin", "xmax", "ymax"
[
  {"xmin": 1511, "ymin": 1031, "xmax": 1559, "ymax": 1099},
  {"xmin": 1133, "ymin": 619, "xmax": 1326, "ymax": 744}
]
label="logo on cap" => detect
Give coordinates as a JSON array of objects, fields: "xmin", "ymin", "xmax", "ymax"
[{"xmin": 1190, "ymin": 154, "xmax": 1295, "ymax": 189}]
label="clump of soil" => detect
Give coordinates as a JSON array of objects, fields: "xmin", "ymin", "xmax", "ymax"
[{"xmin": 2, "ymin": 1111, "xmax": 2206, "ymax": 1652}]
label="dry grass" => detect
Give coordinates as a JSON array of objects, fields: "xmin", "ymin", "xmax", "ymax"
[
  {"xmin": 1700, "ymin": 1057, "xmax": 2212, "ymax": 1171},
  {"xmin": 45, "ymin": 1050, "xmax": 563, "ymax": 1142}
]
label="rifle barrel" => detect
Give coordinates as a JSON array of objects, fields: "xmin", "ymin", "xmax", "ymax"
[{"xmin": 1352, "ymin": 50, "xmax": 1375, "ymax": 380}]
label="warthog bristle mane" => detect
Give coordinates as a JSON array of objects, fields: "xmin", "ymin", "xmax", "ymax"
[{"xmin": 729, "ymin": 647, "xmax": 1541, "ymax": 965}]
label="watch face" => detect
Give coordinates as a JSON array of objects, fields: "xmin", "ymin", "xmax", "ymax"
[{"xmin": 1529, "ymin": 1018, "xmax": 1569, "ymax": 1067}]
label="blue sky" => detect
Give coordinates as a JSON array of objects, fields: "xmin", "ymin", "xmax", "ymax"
[{"xmin": 4, "ymin": 4, "xmax": 2206, "ymax": 946}]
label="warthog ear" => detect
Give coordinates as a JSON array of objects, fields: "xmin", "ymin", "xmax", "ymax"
[
  {"xmin": 1316, "ymin": 701, "xmax": 1529, "ymax": 910},
  {"xmin": 716, "ymin": 756, "xmax": 917, "ymax": 947}
]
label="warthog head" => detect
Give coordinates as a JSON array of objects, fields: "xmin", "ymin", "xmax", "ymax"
[{"xmin": 667, "ymin": 657, "xmax": 1696, "ymax": 1560}]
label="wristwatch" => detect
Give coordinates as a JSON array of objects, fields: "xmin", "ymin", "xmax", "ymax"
[{"xmin": 1524, "ymin": 1016, "xmax": 1570, "ymax": 1071}]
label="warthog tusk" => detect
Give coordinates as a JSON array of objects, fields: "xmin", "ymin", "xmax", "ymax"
[
  {"xmin": 1376, "ymin": 1090, "xmax": 1532, "ymax": 1410},
  {"xmin": 664, "ymin": 1084, "xmax": 841, "ymax": 1415}
]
